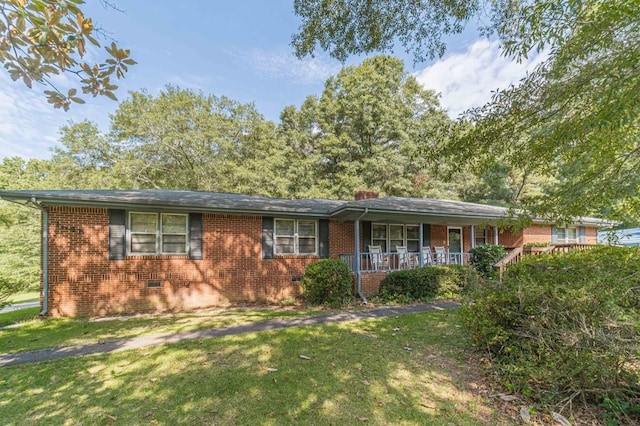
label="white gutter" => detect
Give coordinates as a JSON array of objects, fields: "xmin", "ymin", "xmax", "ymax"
[
  {"xmin": 29, "ymin": 197, "xmax": 48, "ymax": 316},
  {"xmin": 354, "ymin": 208, "xmax": 369, "ymax": 304}
]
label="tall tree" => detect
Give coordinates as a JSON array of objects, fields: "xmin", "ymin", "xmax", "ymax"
[
  {"xmin": 293, "ymin": 0, "xmax": 640, "ymax": 221},
  {"xmin": 109, "ymin": 85, "xmax": 291, "ymax": 196},
  {"xmin": 0, "ymin": 0, "xmax": 135, "ymax": 109},
  {"xmin": 280, "ymin": 55, "xmax": 454, "ymax": 199},
  {"xmin": 0, "ymin": 157, "xmax": 49, "ymax": 303},
  {"xmin": 50, "ymin": 120, "xmax": 126, "ymax": 188}
]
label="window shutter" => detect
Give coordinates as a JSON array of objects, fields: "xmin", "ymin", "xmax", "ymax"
[
  {"xmin": 188, "ymin": 213, "xmax": 203, "ymax": 260},
  {"xmin": 422, "ymin": 224, "xmax": 431, "ymax": 247},
  {"xmin": 262, "ymin": 217, "xmax": 274, "ymax": 259},
  {"xmin": 362, "ymin": 221, "xmax": 371, "ymax": 252},
  {"xmin": 551, "ymin": 225, "xmax": 558, "ymax": 244},
  {"xmin": 108, "ymin": 209, "xmax": 126, "ymax": 260},
  {"xmin": 579, "ymin": 226, "xmax": 586, "ymax": 243},
  {"xmin": 318, "ymin": 219, "xmax": 329, "ymax": 258}
]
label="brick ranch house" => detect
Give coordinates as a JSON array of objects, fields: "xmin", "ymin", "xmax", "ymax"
[{"xmin": 0, "ymin": 190, "xmax": 602, "ymax": 317}]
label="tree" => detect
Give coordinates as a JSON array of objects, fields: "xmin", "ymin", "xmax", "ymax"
[
  {"xmin": 280, "ymin": 55, "xmax": 454, "ymax": 199},
  {"xmin": 49, "ymin": 120, "xmax": 127, "ymax": 188},
  {"xmin": 0, "ymin": 0, "xmax": 135, "ymax": 110},
  {"xmin": 109, "ymin": 85, "xmax": 292, "ymax": 196},
  {"xmin": 293, "ymin": 0, "xmax": 640, "ymax": 221},
  {"xmin": 0, "ymin": 157, "xmax": 48, "ymax": 301},
  {"xmin": 292, "ymin": 0, "xmax": 478, "ymax": 63}
]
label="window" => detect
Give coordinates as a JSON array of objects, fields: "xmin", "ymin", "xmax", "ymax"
[
  {"xmin": 371, "ymin": 223, "xmax": 420, "ymax": 252},
  {"xmin": 555, "ymin": 226, "xmax": 578, "ymax": 244},
  {"xmin": 275, "ymin": 219, "xmax": 317, "ymax": 255},
  {"xmin": 129, "ymin": 212, "xmax": 187, "ymax": 255},
  {"xmin": 372, "ymin": 223, "xmax": 388, "ymax": 252},
  {"xmin": 474, "ymin": 227, "xmax": 487, "ymax": 247}
]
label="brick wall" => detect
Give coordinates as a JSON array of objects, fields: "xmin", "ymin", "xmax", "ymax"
[
  {"xmin": 41, "ymin": 206, "xmax": 600, "ymax": 316},
  {"xmin": 44, "ymin": 207, "xmax": 354, "ymax": 317}
]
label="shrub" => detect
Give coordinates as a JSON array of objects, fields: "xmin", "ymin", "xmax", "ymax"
[
  {"xmin": 463, "ymin": 246, "xmax": 640, "ymax": 418},
  {"xmin": 302, "ymin": 259, "xmax": 354, "ymax": 307},
  {"xmin": 469, "ymin": 244, "xmax": 505, "ymax": 279},
  {"xmin": 378, "ymin": 265, "xmax": 479, "ymax": 302}
]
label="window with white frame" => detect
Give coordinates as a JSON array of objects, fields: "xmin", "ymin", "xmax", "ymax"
[
  {"xmin": 474, "ymin": 227, "xmax": 487, "ymax": 247},
  {"xmin": 371, "ymin": 223, "xmax": 420, "ymax": 252},
  {"xmin": 274, "ymin": 219, "xmax": 317, "ymax": 255},
  {"xmin": 129, "ymin": 212, "xmax": 187, "ymax": 255},
  {"xmin": 555, "ymin": 226, "xmax": 578, "ymax": 244}
]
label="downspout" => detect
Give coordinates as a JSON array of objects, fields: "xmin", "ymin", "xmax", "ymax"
[
  {"xmin": 354, "ymin": 208, "xmax": 369, "ymax": 304},
  {"xmin": 30, "ymin": 197, "xmax": 48, "ymax": 316}
]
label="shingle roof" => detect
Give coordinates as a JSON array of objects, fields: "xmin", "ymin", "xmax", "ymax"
[
  {"xmin": 0, "ymin": 189, "xmax": 606, "ymax": 225},
  {"xmin": 338, "ymin": 196, "xmax": 509, "ymax": 218},
  {"xmin": 0, "ymin": 190, "xmax": 343, "ymax": 216}
]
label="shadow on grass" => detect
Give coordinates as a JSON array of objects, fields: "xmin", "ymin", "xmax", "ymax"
[
  {"xmin": 0, "ymin": 307, "xmax": 323, "ymax": 354},
  {"xmin": 0, "ymin": 310, "xmax": 506, "ymax": 425}
]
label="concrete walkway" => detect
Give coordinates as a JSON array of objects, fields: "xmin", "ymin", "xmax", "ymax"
[
  {"xmin": 0, "ymin": 301, "xmax": 39, "ymax": 313},
  {"xmin": 0, "ymin": 301, "xmax": 459, "ymax": 367}
]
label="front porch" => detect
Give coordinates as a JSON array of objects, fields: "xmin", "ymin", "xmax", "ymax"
[{"xmin": 340, "ymin": 250, "xmax": 473, "ymax": 273}]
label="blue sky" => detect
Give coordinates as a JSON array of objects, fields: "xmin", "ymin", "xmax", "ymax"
[{"xmin": 0, "ymin": 1, "xmax": 545, "ymax": 160}]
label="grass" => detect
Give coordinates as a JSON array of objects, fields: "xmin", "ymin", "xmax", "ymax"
[
  {"xmin": 0, "ymin": 306, "xmax": 332, "ymax": 353},
  {"xmin": 0, "ymin": 307, "xmax": 39, "ymax": 328},
  {"xmin": 0, "ymin": 309, "xmax": 511, "ymax": 425},
  {"xmin": 7, "ymin": 291, "xmax": 39, "ymax": 304}
]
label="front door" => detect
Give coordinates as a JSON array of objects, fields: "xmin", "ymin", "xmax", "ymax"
[{"xmin": 448, "ymin": 227, "xmax": 463, "ymax": 264}]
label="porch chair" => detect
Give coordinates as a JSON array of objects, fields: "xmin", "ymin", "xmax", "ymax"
[
  {"xmin": 368, "ymin": 245, "xmax": 388, "ymax": 271},
  {"xmin": 395, "ymin": 245, "xmax": 411, "ymax": 269},
  {"xmin": 421, "ymin": 246, "xmax": 435, "ymax": 266},
  {"xmin": 434, "ymin": 246, "xmax": 448, "ymax": 264}
]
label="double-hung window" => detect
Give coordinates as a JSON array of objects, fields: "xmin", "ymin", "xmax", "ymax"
[
  {"xmin": 474, "ymin": 227, "xmax": 487, "ymax": 247},
  {"xmin": 129, "ymin": 212, "xmax": 188, "ymax": 255},
  {"xmin": 274, "ymin": 219, "xmax": 317, "ymax": 255},
  {"xmin": 554, "ymin": 226, "xmax": 578, "ymax": 244},
  {"xmin": 371, "ymin": 223, "xmax": 420, "ymax": 252}
]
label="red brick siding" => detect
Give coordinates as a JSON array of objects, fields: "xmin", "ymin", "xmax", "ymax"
[
  {"xmin": 44, "ymin": 207, "xmax": 354, "ymax": 317},
  {"xmin": 522, "ymin": 225, "xmax": 551, "ymax": 246},
  {"xmin": 360, "ymin": 273, "xmax": 387, "ymax": 297}
]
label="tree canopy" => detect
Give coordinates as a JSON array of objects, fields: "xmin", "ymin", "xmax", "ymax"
[
  {"xmin": 0, "ymin": 0, "xmax": 135, "ymax": 109},
  {"xmin": 293, "ymin": 0, "xmax": 640, "ymax": 223}
]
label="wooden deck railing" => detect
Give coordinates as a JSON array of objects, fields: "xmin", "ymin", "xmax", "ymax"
[
  {"xmin": 494, "ymin": 243, "xmax": 600, "ymax": 281},
  {"xmin": 493, "ymin": 246, "xmax": 523, "ymax": 282}
]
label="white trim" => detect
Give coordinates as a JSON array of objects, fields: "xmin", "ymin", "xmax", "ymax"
[
  {"xmin": 128, "ymin": 211, "xmax": 188, "ymax": 255},
  {"xmin": 554, "ymin": 226, "xmax": 579, "ymax": 244},
  {"xmin": 371, "ymin": 223, "xmax": 420, "ymax": 252},
  {"xmin": 274, "ymin": 218, "xmax": 318, "ymax": 255}
]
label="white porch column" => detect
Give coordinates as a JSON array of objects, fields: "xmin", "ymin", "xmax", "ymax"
[
  {"xmin": 494, "ymin": 226, "xmax": 499, "ymax": 245},
  {"xmin": 470, "ymin": 225, "xmax": 475, "ymax": 249},
  {"xmin": 419, "ymin": 223, "xmax": 424, "ymax": 266}
]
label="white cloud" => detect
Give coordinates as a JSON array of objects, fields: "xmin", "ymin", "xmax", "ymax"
[
  {"xmin": 249, "ymin": 49, "xmax": 340, "ymax": 84},
  {"xmin": 0, "ymin": 71, "xmax": 109, "ymax": 160},
  {"xmin": 415, "ymin": 39, "xmax": 547, "ymax": 118}
]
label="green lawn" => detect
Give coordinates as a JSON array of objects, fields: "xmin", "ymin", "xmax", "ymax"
[
  {"xmin": 0, "ymin": 310, "xmax": 510, "ymax": 425},
  {"xmin": 8, "ymin": 291, "xmax": 39, "ymax": 304},
  {"xmin": 0, "ymin": 306, "xmax": 331, "ymax": 353},
  {"xmin": 0, "ymin": 307, "xmax": 39, "ymax": 328}
]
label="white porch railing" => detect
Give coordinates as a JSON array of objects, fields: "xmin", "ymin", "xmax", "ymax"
[{"xmin": 340, "ymin": 251, "xmax": 471, "ymax": 273}]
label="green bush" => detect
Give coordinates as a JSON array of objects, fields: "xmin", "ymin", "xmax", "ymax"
[
  {"xmin": 463, "ymin": 246, "xmax": 640, "ymax": 418},
  {"xmin": 378, "ymin": 265, "xmax": 479, "ymax": 302},
  {"xmin": 302, "ymin": 259, "xmax": 354, "ymax": 307},
  {"xmin": 469, "ymin": 244, "xmax": 505, "ymax": 279}
]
